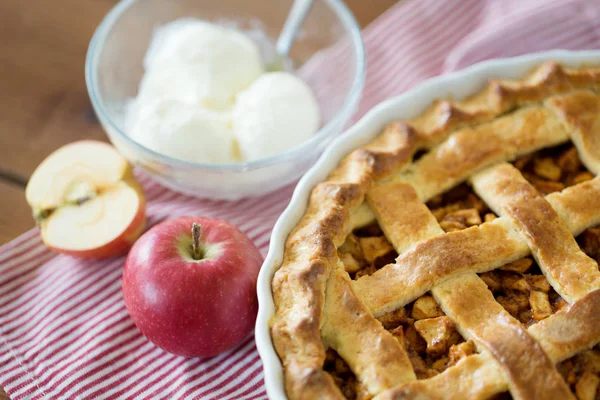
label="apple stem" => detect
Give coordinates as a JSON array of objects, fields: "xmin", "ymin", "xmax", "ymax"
[{"xmin": 191, "ymin": 223, "xmax": 204, "ymax": 260}]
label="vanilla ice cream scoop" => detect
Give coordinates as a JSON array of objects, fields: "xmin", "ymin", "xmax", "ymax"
[
  {"xmin": 232, "ymin": 72, "xmax": 320, "ymax": 161},
  {"xmin": 140, "ymin": 19, "xmax": 264, "ymax": 110},
  {"xmin": 126, "ymin": 99, "xmax": 235, "ymax": 164},
  {"xmin": 126, "ymin": 19, "xmax": 321, "ymax": 165}
]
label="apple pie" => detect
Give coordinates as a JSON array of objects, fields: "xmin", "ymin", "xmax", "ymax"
[{"xmin": 270, "ymin": 61, "xmax": 600, "ymax": 400}]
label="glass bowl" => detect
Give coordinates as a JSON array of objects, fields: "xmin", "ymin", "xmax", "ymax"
[{"xmin": 86, "ymin": 0, "xmax": 365, "ymax": 200}]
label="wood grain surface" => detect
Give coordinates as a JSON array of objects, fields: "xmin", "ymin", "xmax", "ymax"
[
  {"xmin": 0, "ymin": 2, "xmax": 398, "ymax": 397},
  {"xmin": 0, "ymin": 0, "xmax": 117, "ymax": 247}
]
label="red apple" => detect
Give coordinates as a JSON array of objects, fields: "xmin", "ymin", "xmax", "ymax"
[
  {"xmin": 122, "ymin": 216, "xmax": 263, "ymax": 358},
  {"xmin": 25, "ymin": 140, "xmax": 146, "ymax": 258}
]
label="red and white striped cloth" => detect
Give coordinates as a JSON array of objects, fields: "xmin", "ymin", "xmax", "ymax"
[{"xmin": 1, "ymin": 0, "xmax": 599, "ymax": 398}]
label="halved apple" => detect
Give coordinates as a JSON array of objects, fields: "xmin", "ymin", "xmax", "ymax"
[{"xmin": 25, "ymin": 140, "xmax": 146, "ymax": 258}]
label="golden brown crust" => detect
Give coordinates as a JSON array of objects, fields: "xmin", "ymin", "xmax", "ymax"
[
  {"xmin": 410, "ymin": 99, "xmax": 498, "ymax": 148},
  {"xmin": 433, "ymin": 273, "xmax": 573, "ymax": 400},
  {"xmin": 378, "ymin": 289, "xmax": 600, "ymax": 400},
  {"xmin": 546, "ymin": 90, "xmax": 600, "ymax": 174},
  {"xmin": 563, "ymin": 65, "xmax": 600, "ymax": 91},
  {"xmin": 485, "ymin": 61, "xmax": 572, "ymax": 110},
  {"xmin": 397, "ymin": 106, "xmax": 569, "ymax": 202},
  {"xmin": 471, "ymin": 164, "xmax": 600, "ymax": 302},
  {"xmin": 412, "ymin": 62, "xmax": 600, "ymax": 148},
  {"xmin": 271, "ymin": 102, "xmax": 415, "ymax": 399},
  {"xmin": 354, "ymin": 218, "xmax": 528, "ymax": 316},
  {"xmin": 354, "ymin": 177, "xmax": 600, "ymax": 315},
  {"xmin": 366, "ymin": 182, "xmax": 443, "ymax": 253},
  {"xmin": 284, "ymin": 361, "xmax": 344, "ymax": 400},
  {"xmin": 271, "ymin": 259, "xmax": 335, "ymax": 398},
  {"xmin": 373, "ymin": 353, "xmax": 508, "ymax": 400},
  {"xmin": 321, "ymin": 264, "xmax": 416, "ymax": 394},
  {"xmin": 271, "ymin": 62, "xmax": 600, "ymax": 399},
  {"xmin": 529, "ymin": 289, "xmax": 600, "ymax": 364},
  {"xmin": 546, "ymin": 177, "xmax": 600, "ymax": 236},
  {"xmin": 357, "ymin": 123, "xmax": 418, "ymax": 179}
]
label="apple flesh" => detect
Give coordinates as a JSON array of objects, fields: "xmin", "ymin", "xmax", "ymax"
[
  {"xmin": 122, "ymin": 216, "xmax": 263, "ymax": 358},
  {"xmin": 25, "ymin": 140, "xmax": 146, "ymax": 258}
]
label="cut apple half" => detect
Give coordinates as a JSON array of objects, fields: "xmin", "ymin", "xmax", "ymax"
[{"xmin": 26, "ymin": 140, "xmax": 146, "ymax": 258}]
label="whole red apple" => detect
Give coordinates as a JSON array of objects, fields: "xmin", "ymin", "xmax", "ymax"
[{"xmin": 122, "ymin": 216, "xmax": 263, "ymax": 358}]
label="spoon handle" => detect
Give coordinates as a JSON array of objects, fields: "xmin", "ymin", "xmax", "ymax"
[{"xmin": 275, "ymin": 0, "xmax": 315, "ymax": 57}]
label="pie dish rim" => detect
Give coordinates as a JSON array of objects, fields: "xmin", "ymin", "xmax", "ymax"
[{"xmin": 255, "ymin": 49, "xmax": 600, "ymax": 400}]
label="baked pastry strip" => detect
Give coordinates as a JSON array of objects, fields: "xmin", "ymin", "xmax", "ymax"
[
  {"xmin": 374, "ymin": 289, "xmax": 600, "ymax": 400},
  {"xmin": 432, "ymin": 273, "xmax": 573, "ymax": 400},
  {"xmin": 546, "ymin": 177, "xmax": 600, "ymax": 237},
  {"xmin": 413, "ymin": 62, "xmax": 600, "ymax": 148},
  {"xmin": 529, "ymin": 289, "xmax": 600, "ymax": 363},
  {"xmin": 366, "ymin": 182, "xmax": 444, "ymax": 254},
  {"xmin": 546, "ymin": 90, "xmax": 600, "ymax": 174},
  {"xmin": 373, "ymin": 352, "xmax": 508, "ymax": 400},
  {"xmin": 396, "ymin": 106, "xmax": 569, "ymax": 202},
  {"xmin": 354, "ymin": 218, "xmax": 528, "ymax": 316},
  {"xmin": 471, "ymin": 164, "xmax": 600, "ymax": 302},
  {"xmin": 271, "ymin": 257, "xmax": 344, "ymax": 399},
  {"xmin": 321, "ymin": 263, "xmax": 416, "ymax": 395},
  {"xmin": 354, "ymin": 176, "xmax": 600, "ymax": 315}
]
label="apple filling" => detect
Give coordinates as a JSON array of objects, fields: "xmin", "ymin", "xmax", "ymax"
[
  {"xmin": 513, "ymin": 143, "xmax": 594, "ymax": 195},
  {"xmin": 479, "ymin": 259, "xmax": 565, "ymax": 326},
  {"xmin": 557, "ymin": 346, "xmax": 600, "ymax": 400},
  {"xmin": 335, "ymin": 200, "xmax": 474, "ymax": 397},
  {"xmin": 332, "ymin": 143, "xmax": 599, "ymax": 398},
  {"xmin": 427, "ymin": 144, "xmax": 597, "ymax": 329},
  {"xmin": 426, "ymin": 182, "xmax": 566, "ymax": 327},
  {"xmin": 376, "ymin": 295, "xmax": 473, "ymax": 379},
  {"xmin": 324, "ymin": 349, "xmax": 368, "ymax": 400},
  {"xmin": 431, "ymin": 144, "xmax": 600, "ymax": 399},
  {"xmin": 325, "ymin": 291, "xmax": 474, "ymax": 399},
  {"xmin": 427, "ymin": 182, "xmax": 496, "ymax": 233},
  {"xmin": 338, "ymin": 223, "xmax": 398, "ymax": 280}
]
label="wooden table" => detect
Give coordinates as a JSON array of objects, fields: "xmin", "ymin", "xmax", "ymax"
[{"xmin": 0, "ymin": 0, "xmax": 396, "ymax": 397}]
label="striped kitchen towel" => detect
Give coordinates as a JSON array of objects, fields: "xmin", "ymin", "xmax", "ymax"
[{"xmin": 1, "ymin": 0, "xmax": 599, "ymax": 398}]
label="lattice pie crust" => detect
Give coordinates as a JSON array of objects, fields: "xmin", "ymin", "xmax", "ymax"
[{"xmin": 270, "ymin": 62, "xmax": 600, "ymax": 400}]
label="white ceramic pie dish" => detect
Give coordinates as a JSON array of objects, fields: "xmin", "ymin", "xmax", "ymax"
[{"xmin": 255, "ymin": 49, "xmax": 600, "ymax": 400}]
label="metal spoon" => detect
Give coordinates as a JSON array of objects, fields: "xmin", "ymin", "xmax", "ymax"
[{"xmin": 268, "ymin": 0, "xmax": 314, "ymax": 71}]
